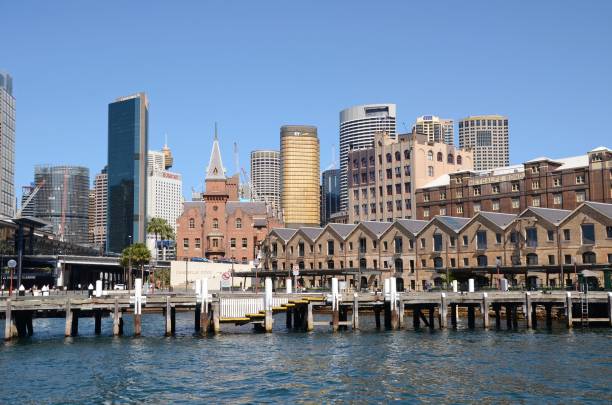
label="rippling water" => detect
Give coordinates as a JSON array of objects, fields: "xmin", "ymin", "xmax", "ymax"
[{"xmin": 1, "ymin": 312, "xmax": 611, "ymax": 404}]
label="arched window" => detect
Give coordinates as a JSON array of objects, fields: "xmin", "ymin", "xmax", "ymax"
[
  {"xmin": 456, "ymin": 155, "xmax": 462, "ymax": 165},
  {"xmin": 236, "ymin": 218, "xmax": 242, "ymax": 229},
  {"xmin": 437, "ymin": 152, "xmax": 443, "ymax": 162},
  {"xmin": 359, "ymin": 258, "xmax": 367, "ymax": 270},
  {"xmin": 582, "ymin": 251, "xmax": 596, "ymax": 264},
  {"xmin": 327, "ymin": 260, "xmax": 335, "ymax": 269},
  {"xmin": 212, "ymin": 218, "xmax": 219, "ymax": 229},
  {"xmin": 189, "ymin": 218, "xmax": 195, "ymax": 229},
  {"xmin": 404, "ymin": 149, "xmax": 410, "ymax": 160},
  {"xmin": 428, "ymin": 166, "xmax": 434, "ymax": 177},
  {"xmin": 477, "ymin": 255, "xmax": 488, "ymax": 267},
  {"xmin": 427, "ymin": 151, "xmax": 433, "ymax": 161},
  {"xmin": 394, "ymin": 258, "xmax": 403, "ymax": 273},
  {"xmin": 447, "ymin": 153, "xmax": 454, "ymax": 164},
  {"xmin": 386, "ymin": 153, "xmax": 392, "ymax": 163},
  {"xmin": 526, "ymin": 253, "xmax": 538, "ymax": 265},
  {"xmin": 395, "ymin": 151, "xmax": 401, "ymax": 161}
]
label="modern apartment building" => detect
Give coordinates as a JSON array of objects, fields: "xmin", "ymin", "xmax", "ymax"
[
  {"xmin": 280, "ymin": 125, "xmax": 320, "ymax": 227},
  {"xmin": 347, "ymin": 132, "xmax": 473, "ymax": 223},
  {"xmin": 250, "ymin": 149, "xmax": 280, "ymax": 214},
  {"xmin": 458, "ymin": 115, "xmax": 509, "ymax": 170},
  {"xmin": 146, "ymin": 148, "xmax": 183, "ymax": 234},
  {"xmin": 415, "ymin": 146, "xmax": 612, "ymax": 220},
  {"xmin": 90, "ymin": 167, "xmax": 108, "ymax": 251},
  {"xmin": 0, "ymin": 71, "xmax": 15, "ymax": 217},
  {"xmin": 413, "ymin": 115, "xmax": 454, "ymax": 145},
  {"xmin": 33, "ymin": 165, "xmax": 90, "ymax": 244},
  {"xmin": 339, "ymin": 104, "xmax": 396, "ymax": 210},
  {"xmin": 107, "ymin": 93, "xmax": 148, "ymax": 253},
  {"xmin": 321, "ymin": 169, "xmax": 340, "ymax": 226}
]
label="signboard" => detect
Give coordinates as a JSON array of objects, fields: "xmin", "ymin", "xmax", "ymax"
[
  {"xmin": 221, "ymin": 271, "xmax": 232, "ymax": 288},
  {"xmin": 292, "ymin": 265, "xmax": 299, "ymax": 277}
]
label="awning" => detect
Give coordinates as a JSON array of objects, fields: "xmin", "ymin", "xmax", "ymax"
[{"xmin": 580, "ymin": 269, "xmax": 599, "ymax": 278}]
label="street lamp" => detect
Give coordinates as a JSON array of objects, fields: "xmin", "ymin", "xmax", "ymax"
[{"xmin": 7, "ymin": 259, "xmax": 17, "ymax": 296}]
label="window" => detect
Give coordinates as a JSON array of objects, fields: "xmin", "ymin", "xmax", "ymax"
[
  {"xmin": 272, "ymin": 242, "xmax": 278, "ymax": 256},
  {"xmin": 349, "ymin": 242, "xmax": 353, "ymax": 251},
  {"xmin": 462, "ymin": 235, "xmax": 468, "ymax": 246},
  {"xmin": 404, "ymin": 149, "xmax": 410, "ymax": 160},
  {"xmin": 564, "ymin": 255, "xmax": 572, "ymax": 265},
  {"xmin": 532, "ymin": 180, "xmax": 540, "ymax": 190},
  {"xmin": 423, "ymin": 208, "xmax": 430, "ymax": 218},
  {"xmin": 526, "ymin": 253, "xmax": 538, "ymax": 265},
  {"xmin": 553, "ymin": 194, "xmax": 562, "ymax": 205},
  {"xmin": 395, "ymin": 200, "xmax": 402, "ymax": 210},
  {"xmin": 298, "ymin": 242, "xmax": 304, "ymax": 256},
  {"xmin": 236, "ymin": 218, "xmax": 242, "ymax": 229},
  {"xmin": 512, "ymin": 198, "xmax": 520, "ymax": 209},
  {"xmin": 189, "ymin": 218, "xmax": 195, "ymax": 229},
  {"xmin": 353, "ymin": 190, "xmax": 359, "ymax": 200},
  {"xmin": 394, "ymin": 167, "xmax": 401, "ymax": 178},
  {"xmin": 386, "ymin": 169, "xmax": 392, "ymax": 179},
  {"xmin": 511, "ymin": 182, "xmax": 520, "ymax": 192},
  {"xmin": 437, "ymin": 152, "xmax": 443, "ymax": 162},
  {"xmin": 492, "ymin": 183, "xmax": 500, "ymax": 194},
  {"xmin": 576, "ymin": 191, "xmax": 585, "ymax": 202},
  {"xmin": 440, "ymin": 191, "xmax": 446, "ymax": 200},
  {"xmin": 563, "ymin": 229, "xmax": 570, "ymax": 241},
  {"xmin": 477, "ymin": 255, "xmax": 488, "ymax": 267},
  {"xmin": 576, "ymin": 175, "xmax": 585, "ymax": 184},
  {"xmin": 241, "ymin": 238, "xmax": 247, "ymax": 248},
  {"xmin": 583, "ymin": 252, "xmax": 596, "ymax": 264},
  {"xmin": 439, "ymin": 207, "xmax": 446, "ymax": 216},
  {"xmin": 386, "ymin": 153, "xmax": 392, "ymax": 163},
  {"xmin": 359, "ymin": 238, "xmax": 366, "ymax": 253},
  {"xmin": 420, "ymin": 238, "xmax": 426, "ymax": 248},
  {"xmin": 395, "ymin": 184, "xmax": 401, "ymax": 194},
  {"xmin": 553, "ymin": 177, "xmax": 562, "ymax": 187},
  {"xmin": 404, "ymin": 183, "xmax": 411, "ymax": 194},
  {"xmin": 474, "ymin": 202, "xmax": 481, "ymax": 212},
  {"xmin": 183, "ymin": 238, "xmax": 189, "ymax": 248},
  {"xmin": 195, "ymin": 238, "xmax": 201, "ymax": 249},
  {"xmin": 476, "ymin": 231, "xmax": 487, "ymax": 250},
  {"xmin": 547, "ymin": 230, "xmax": 554, "ymax": 241},
  {"xmin": 456, "ymin": 205, "xmax": 463, "ymax": 214},
  {"xmin": 433, "ymin": 233, "xmax": 443, "ymax": 252},
  {"xmin": 473, "ymin": 186, "xmax": 481, "ymax": 196},
  {"xmin": 526, "ymin": 227, "xmax": 538, "ymax": 247},
  {"xmin": 386, "ymin": 185, "xmax": 393, "ymax": 195},
  {"xmin": 327, "ymin": 240, "xmax": 334, "ymax": 255},
  {"xmin": 449, "ymin": 236, "xmax": 456, "ymax": 247},
  {"xmin": 492, "ymin": 200, "xmax": 500, "ymax": 211},
  {"xmin": 424, "ymin": 193, "xmax": 430, "ymax": 202},
  {"xmin": 383, "ymin": 241, "xmax": 388, "ymax": 251},
  {"xmin": 548, "ymin": 255, "xmax": 555, "ymax": 265},
  {"xmin": 428, "ymin": 166, "xmax": 434, "ymax": 177},
  {"xmin": 394, "ymin": 237, "xmax": 403, "ymax": 253},
  {"xmin": 457, "ymin": 155, "xmax": 462, "ymax": 165},
  {"xmin": 495, "ymin": 233, "xmax": 502, "ymax": 244},
  {"xmin": 409, "ymin": 239, "xmax": 414, "ymax": 249},
  {"xmin": 510, "ymin": 232, "xmax": 517, "ymax": 244},
  {"xmin": 212, "ymin": 218, "xmax": 219, "ymax": 229},
  {"xmin": 427, "ymin": 151, "xmax": 433, "ymax": 161},
  {"xmin": 450, "ymin": 258, "xmax": 456, "ymax": 267},
  {"xmin": 532, "ymin": 196, "xmax": 541, "ymax": 207},
  {"xmin": 404, "ymin": 166, "xmax": 410, "ymax": 176},
  {"xmin": 456, "ymin": 189, "xmax": 463, "ymax": 198},
  {"xmin": 531, "ymin": 166, "xmax": 540, "ymax": 174},
  {"xmin": 607, "ymin": 226, "xmax": 612, "ymax": 238},
  {"xmin": 447, "ymin": 154, "xmax": 454, "ymax": 164},
  {"xmin": 395, "ymin": 151, "xmax": 401, "ymax": 161},
  {"xmin": 581, "ymin": 224, "xmax": 595, "ymax": 245},
  {"xmin": 353, "ymin": 159, "xmax": 359, "ymax": 169},
  {"xmin": 212, "ymin": 239, "xmax": 219, "ymax": 248},
  {"xmin": 463, "ymin": 258, "xmax": 469, "ymax": 266},
  {"xmin": 433, "ymin": 257, "xmax": 443, "ymax": 268}
]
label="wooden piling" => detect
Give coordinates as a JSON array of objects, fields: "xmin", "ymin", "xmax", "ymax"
[
  {"xmin": 413, "ymin": 306, "xmax": 421, "ymax": 329},
  {"xmin": 71, "ymin": 309, "xmax": 79, "ymax": 336},
  {"xmin": 200, "ymin": 302, "xmax": 209, "ymax": 336},
  {"xmin": 545, "ymin": 304, "xmax": 552, "ymax": 329},
  {"xmin": 505, "ymin": 305, "xmax": 512, "ymax": 329},
  {"xmin": 467, "ymin": 306, "xmax": 475, "ymax": 329},
  {"xmin": 212, "ymin": 301, "xmax": 220, "ymax": 334},
  {"xmin": 607, "ymin": 293, "xmax": 612, "ymax": 327},
  {"xmin": 286, "ymin": 307, "xmax": 293, "ymax": 329},
  {"xmin": 428, "ymin": 306, "xmax": 435, "ymax": 330},
  {"xmin": 512, "ymin": 305, "xmax": 518, "ymax": 329},
  {"xmin": 64, "ymin": 299, "xmax": 72, "ymax": 337},
  {"xmin": 113, "ymin": 297, "xmax": 120, "ymax": 336},
  {"xmin": 531, "ymin": 304, "xmax": 538, "ymax": 329},
  {"xmin": 494, "ymin": 304, "xmax": 501, "ymax": 329},
  {"xmin": 566, "ymin": 293, "xmax": 573, "ymax": 329},
  {"xmin": 332, "ymin": 305, "xmax": 339, "ymax": 332},
  {"xmin": 383, "ymin": 301, "xmax": 391, "ymax": 330},
  {"xmin": 194, "ymin": 303, "xmax": 201, "ymax": 332},
  {"xmin": 134, "ymin": 312, "xmax": 141, "ymax": 336},
  {"xmin": 171, "ymin": 307, "xmax": 176, "ymax": 334},
  {"xmin": 264, "ymin": 309, "xmax": 273, "ymax": 333},
  {"xmin": 439, "ymin": 294, "xmax": 447, "ymax": 329},
  {"xmin": 525, "ymin": 292, "xmax": 532, "ymax": 329},
  {"xmin": 165, "ymin": 296, "xmax": 172, "ymax": 336},
  {"xmin": 482, "ymin": 294, "xmax": 489, "ymax": 329},
  {"xmin": 94, "ymin": 310, "xmax": 102, "ymax": 335},
  {"xmin": 450, "ymin": 304, "xmax": 457, "ymax": 329},
  {"xmin": 398, "ymin": 299, "xmax": 404, "ymax": 329},
  {"xmin": 4, "ymin": 299, "xmax": 12, "ymax": 341},
  {"xmin": 352, "ymin": 295, "xmax": 359, "ymax": 330},
  {"xmin": 374, "ymin": 305, "xmax": 381, "ymax": 329},
  {"xmin": 118, "ymin": 313, "xmax": 124, "ymax": 335},
  {"xmin": 307, "ymin": 303, "xmax": 314, "ymax": 331}
]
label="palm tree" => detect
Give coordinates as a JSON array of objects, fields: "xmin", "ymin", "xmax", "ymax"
[
  {"xmin": 120, "ymin": 243, "xmax": 152, "ymax": 289},
  {"xmin": 147, "ymin": 218, "xmax": 175, "ymax": 260}
]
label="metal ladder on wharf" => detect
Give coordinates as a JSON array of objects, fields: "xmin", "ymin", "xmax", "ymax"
[{"xmin": 580, "ymin": 284, "xmax": 589, "ymax": 327}]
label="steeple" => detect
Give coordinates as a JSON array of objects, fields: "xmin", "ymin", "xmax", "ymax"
[{"xmin": 206, "ymin": 123, "xmax": 226, "ymax": 180}]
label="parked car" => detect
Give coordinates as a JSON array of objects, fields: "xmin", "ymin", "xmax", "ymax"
[
  {"xmin": 191, "ymin": 257, "xmax": 210, "ymax": 263},
  {"xmin": 113, "ymin": 284, "xmax": 126, "ymax": 290}
]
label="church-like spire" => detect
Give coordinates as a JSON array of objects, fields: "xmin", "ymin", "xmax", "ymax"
[{"xmin": 206, "ymin": 123, "xmax": 226, "ymax": 180}]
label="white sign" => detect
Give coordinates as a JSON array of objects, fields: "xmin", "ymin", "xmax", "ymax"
[
  {"xmin": 292, "ymin": 265, "xmax": 299, "ymax": 277},
  {"xmin": 221, "ymin": 271, "xmax": 232, "ymax": 288}
]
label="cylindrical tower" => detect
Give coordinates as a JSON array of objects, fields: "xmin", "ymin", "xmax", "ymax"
[
  {"xmin": 250, "ymin": 150, "xmax": 280, "ymax": 213},
  {"xmin": 280, "ymin": 125, "xmax": 320, "ymax": 228}
]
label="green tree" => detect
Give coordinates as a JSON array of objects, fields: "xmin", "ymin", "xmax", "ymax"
[
  {"xmin": 147, "ymin": 217, "xmax": 175, "ymax": 260},
  {"xmin": 120, "ymin": 243, "xmax": 152, "ymax": 289}
]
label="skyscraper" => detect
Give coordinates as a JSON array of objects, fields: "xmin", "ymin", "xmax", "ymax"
[
  {"xmin": 20, "ymin": 184, "xmax": 36, "ymax": 217},
  {"xmin": 413, "ymin": 115, "xmax": 454, "ymax": 145},
  {"xmin": 458, "ymin": 115, "xmax": 509, "ymax": 170},
  {"xmin": 321, "ymin": 169, "xmax": 340, "ymax": 226},
  {"xmin": 0, "ymin": 71, "xmax": 15, "ymax": 218},
  {"xmin": 91, "ymin": 167, "xmax": 108, "ymax": 251},
  {"xmin": 250, "ymin": 149, "xmax": 280, "ymax": 213},
  {"xmin": 280, "ymin": 125, "xmax": 320, "ymax": 228},
  {"xmin": 33, "ymin": 165, "xmax": 90, "ymax": 244},
  {"xmin": 107, "ymin": 93, "xmax": 148, "ymax": 253},
  {"xmin": 339, "ymin": 104, "xmax": 396, "ymax": 211},
  {"xmin": 146, "ymin": 147, "xmax": 183, "ymax": 235}
]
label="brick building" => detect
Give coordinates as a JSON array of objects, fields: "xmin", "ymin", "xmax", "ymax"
[
  {"xmin": 415, "ymin": 146, "xmax": 612, "ymax": 220},
  {"xmin": 176, "ymin": 135, "xmax": 282, "ymax": 262},
  {"xmin": 347, "ymin": 131, "xmax": 473, "ymax": 223}
]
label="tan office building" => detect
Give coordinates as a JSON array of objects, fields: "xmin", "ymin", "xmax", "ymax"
[{"xmin": 280, "ymin": 125, "xmax": 320, "ymax": 228}]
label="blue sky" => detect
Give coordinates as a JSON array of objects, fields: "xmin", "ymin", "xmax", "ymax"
[{"xmin": 3, "ymin": 1, "xmax": 612, "ymax": 199}]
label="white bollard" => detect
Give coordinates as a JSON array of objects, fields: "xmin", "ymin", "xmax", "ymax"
[
  {"xmin": 331, "ymin": 277, "xmax": 339, "ymax": 310},
  {"xmin": 452, "ymin": 280, "xmax": 458, "ymax": 293},
  {"xmin": 95, "ymin": 280, "xmax": 103, "ymax": 297},
  {"xmin": 468, "ymin": 278, "xmax": 475, "ymax": 293},
  {"xmin": 134, "ymin": 278, "xmax": 143, "ymax": 315},
  {"xmin": 195, "ymin": 279, "xmax": 201, "ymax": 295},
  {"xmin": 389, "ymin": 277, "xmax": 397, "ymax": 305},
  {"xmin": 201, "ymin": 278, "xmax": 208, "ymax": 305},
  {"xmin": 264, "ymin": 277, "xmax": 273, "ymax": 311},
  {"xmin": 384, "ymin": 278, "xmax": 390, "ymax": 300},
  {"xmin": 286, "ymin": 278, "xmax": 292, "ymax": 294},
  {"xmin": 500, "ymin": 278, "xmax": 509, "ymax": 292}
]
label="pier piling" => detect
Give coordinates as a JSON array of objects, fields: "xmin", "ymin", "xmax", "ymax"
[
  {"xmin": 113, "ymin": 297, "xmax": 120, "ymax": 336},
  {"xmin": 439, "ymin": 294, "xmax": 447, "ymax": 329},
  {"xmin": 64, "ymin": 299, "xmax": 72, "ymax": 337},
  {"xmin": 566, "ymin": 293, "xmax": 573, "ymax": 329},
  {"xmin": 307, "ymin": 303, "xmax": 314, "ymax": 331},
  {"xmin": 482, "ymin": 293, "xmax": 489, "ymax": 329},
  {"xmin": 94, "ymin": 310, "xmax": 102, "ymax": 335},
  {"xmin": 467, "ymin": 306, "xmax": 475, "ymax": 329},
  {"xmin": 212, "ymin": 301, "xmax": 220, "ymax": 334},
  {"xmin": 352, "ymin": 293, "xmax": 359, "ymax": 330},
  {"xmin": 450, "ymin": 304, "xmax": 457, "ymax": 328},
  {"xmin": 525, "ymin": 293, "xmax": 532, "ymax": 329},
  {"xmin": 165, "ymin": 296, "xmax": 172, "ymax": 336},
  {"xmin": 4, "ymin": 299, "xmax": 13, "ymax": 341}
]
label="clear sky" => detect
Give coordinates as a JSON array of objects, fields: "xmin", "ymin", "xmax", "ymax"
[{"xmin": 3, "ymin": 1, "xmax": 611, "ymax": 199}]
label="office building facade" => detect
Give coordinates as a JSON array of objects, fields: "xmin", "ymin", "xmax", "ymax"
[
  {"xmin": 33, "ymin": 165, "xmax": 90, "ymax": 244},
  {"xmin": 146, "ymin": 148, "xmax": 183, "ymax": 234},
  {"xmin": 458, "ymin": 115, "xmax": 509, "ymax": 170},
  {"xmin": 0, "ymin": 71, "xmax": 15, "ymax": 217},
  {"xmin": 413, "ymin": 115, "xmax": 454, "ymax": 145},
  {"xmin": 107, "ymin": 93, "xmax": 148, "ymax": 253},
  {"xmin": 339, "ymin": 104, "xmax": 396, "ymax": 211},
  {"xmin": 321, "ymin": 169, "xmax": 340, "ymax": 226},
  {"xmin": 280, "ymin": 125, "xmax": 320, "ymax": 228},
  {"xmin": 89, "ymin": 167, "xmax": 108, "ymax": 251},
  {"xmin": 250, "ymin": 149, "xmax": 280, "ymax": 214}
]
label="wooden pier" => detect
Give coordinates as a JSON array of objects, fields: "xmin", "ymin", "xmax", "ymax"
[{"xmin": 2, "ymin": 279, "xmax": 612, "ymax": 340}]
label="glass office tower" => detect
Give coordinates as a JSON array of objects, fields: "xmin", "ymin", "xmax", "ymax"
[
  {"xmin": 321, "ymin": 169, "xmax": 340, "ymax": 225},
  {"xmin": 107, "ymin": 93, "xmax": 148, "ymax": 253},
  {"xmin": 0, "ymin": 71, "xmax": 15, "ymax": 217}
]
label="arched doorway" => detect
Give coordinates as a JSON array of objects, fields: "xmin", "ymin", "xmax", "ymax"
[
  {"xmin": 394, "ymin": 258, "xmax": 403, "ymax": 273},
  {"xmin": 360, "ymin": 276, "xmax": 368, "ymax": 291}
]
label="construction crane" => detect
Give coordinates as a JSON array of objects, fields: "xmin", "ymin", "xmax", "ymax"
[{"xmin": 16, "ymin": 180, "xmax": 45, "ymax": 218}]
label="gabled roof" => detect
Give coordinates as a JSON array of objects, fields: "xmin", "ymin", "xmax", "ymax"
[
  {"xmin": 434, "ymin": 216, "xmax": 471, "ymax": 232},
  {"xmin": 582, "ymin": 201, "xmax": 612, "ymax": 220},
  {"xmin": 297, "ymin": 227, "xmax": 324, "ymax": 243},
  {"xmin": 476, "ymin": 211, "xmax": 517, "ymax": 230},
  {"xmin": 205, "ymin": 133, "xmax": 226, "ymax": 180},
  {"xmin": 226, "ymin": 201, "xmax": 267, "ymax": 216},
  {"xmin": 395, "ymin": 219, "xmax": 428, "ymax": 235},
  {"xmin": 269, "ymin": 228, "xmax": 297, "ymax": 242},
  {"xmin": 519, "ymin": 206, "xmax": 571, "ymax": 225},
  {"xmin": 360, "ymin": 221, "xmax": 393, "ymax": 237},
  {"xmin": 327, "ymin": 223, "xmax": 357, "ymax": 240},
  {"xmin": 183, "ymin": 201, "xmax": 205, "ymax": 217}
]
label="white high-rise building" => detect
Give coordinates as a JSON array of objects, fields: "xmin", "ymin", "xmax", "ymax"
[
  {"xmin": 250, "ymin": 149, "xmax": 280, "ymax": 212},
  {"xmin": 339, "ymin": 104, "xmax": 396, "ymax": 210},
  {"xmin": 146, "ymin": 148, "xmax": 183, "ymax": 235},
  {"xmin": 0, "ymin": 71, "xmax": 15, "ymax": 217},
  {"xmin": 458, "ymin": 115, "xmax": 509, "ymax": 170},
  {"xmin": 92, "ymin": 167, "xmax": 108, "ymax": 250},
  {"xmin": 413, "ymin": 115, "xmax": 454, "ymax": 145}
]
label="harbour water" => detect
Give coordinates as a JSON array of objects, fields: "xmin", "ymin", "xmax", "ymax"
[{"xmin": 1, "ymin": 312, "xmax": 611, "ymax": 404}]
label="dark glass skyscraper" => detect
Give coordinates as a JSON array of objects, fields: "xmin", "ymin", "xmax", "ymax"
[
  {"xmin": 107, "ymin": 93, "xmax": 148, "ymax": 253},
  {"xmin": 321, "ymin": 169, "xmax": 340, "ymax": 225}
]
